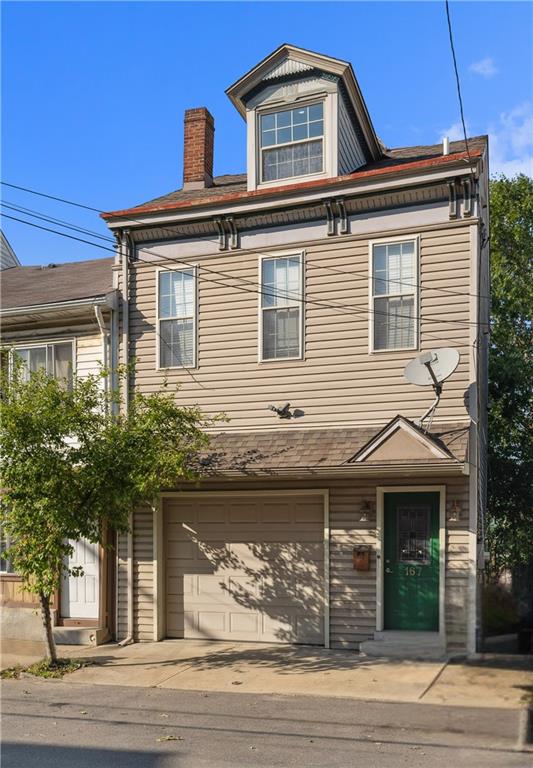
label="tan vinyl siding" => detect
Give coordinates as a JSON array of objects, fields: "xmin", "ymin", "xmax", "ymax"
[
  {"xmin": 116, "ymin": 507, "xmax": 154, "ymax": 642},
  {"xmin": 127, "ymin": 225, "xmax": 472, "ymax": 430},
  {"xmin": 133, "ymin": 508, "xmax": 154, "ymax": 641},
  {"xmin": 118, "ymin": 476, "xmax": 472, "ymax": 652}
]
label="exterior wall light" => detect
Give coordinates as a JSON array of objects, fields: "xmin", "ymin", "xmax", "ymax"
[
  {"xmin": 359, "ymin": 500, "xmax": 371, "ymax": 522},
  {"xmin": 448, "ymin": 500, "xmax": 461, "ymax": 522}
]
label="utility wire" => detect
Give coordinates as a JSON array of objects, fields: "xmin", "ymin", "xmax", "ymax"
[
  {"xmin": 444, "ymin": 0, "xmax": 474, "ymax": 170},
  {"xmin": 1, "ymin": 210, "xmax": 486, "ymax": 332},
  {"xmin": 1, "ymin": 184, "xmax": 490, "ymax": 304}
]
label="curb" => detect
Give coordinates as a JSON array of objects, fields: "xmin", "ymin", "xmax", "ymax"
[{"xmin": 516, "ymin": 706, "xmax": 533, "ymax": 752}]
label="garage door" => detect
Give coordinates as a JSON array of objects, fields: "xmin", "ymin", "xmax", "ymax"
[{"xmin": 165, "ymin": 493, "xmax": 325, "ymax": 644}]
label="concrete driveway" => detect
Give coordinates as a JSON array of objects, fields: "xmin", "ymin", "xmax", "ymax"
[{"xmin": 53, "ymin": 640, "xmax": 533, "ymax": 710}]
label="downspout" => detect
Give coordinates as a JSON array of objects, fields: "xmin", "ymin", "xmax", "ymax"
[
  {"xmin": 94, "ymin": 305, "xmax": 109, "ymax": 388},
  {"xmin": 117, "ymin": 232, "xmax": 135, "ymax": 647}
]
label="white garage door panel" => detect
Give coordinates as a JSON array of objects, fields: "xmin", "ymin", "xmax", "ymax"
[{"xmin": 165, "ymin": 494, "xmax": 325, "ymax": 644}]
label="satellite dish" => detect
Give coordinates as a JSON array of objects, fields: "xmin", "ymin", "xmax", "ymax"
[
  {"xmin": 404, "ymin": 348, "xmax": 460, "ymax": 431},
  {"xmin": 405, "ymin": 348, "xmax": 460, "ymax": 387}
]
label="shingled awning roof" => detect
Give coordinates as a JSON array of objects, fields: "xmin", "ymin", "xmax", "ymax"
[
  {"xmin": 1, "ymin": 257, "xmax": 114, "ymax": 311},
  {"xmin": 198, "ymin": 422, "xmax": 469, "ymax": 476},
  {"xmin": 102, "ymin": 136, "xmax": 487, "ymax": 220}
]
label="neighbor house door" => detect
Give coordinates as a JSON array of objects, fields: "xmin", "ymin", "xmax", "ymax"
[
  {"xmin": 383, "ymin": 492, "xmax": 439, "ymax": 631},
  {"xmin": 60, "ymin": 538, "xmax": 99, "ymax": 620}
]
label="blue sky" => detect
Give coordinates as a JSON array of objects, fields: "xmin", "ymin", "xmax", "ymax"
[{"xmin": 2, "ymin": 1, "xmax": 532, "ymax": 265}]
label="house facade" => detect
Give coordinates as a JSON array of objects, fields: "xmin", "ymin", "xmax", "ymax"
[
  {"xmin": 0, "ymin": 257, "xmax": 117, "ymax": 653},
  {"xmin": 102, "ymin": 45, "xmax": 489, "ymax": 656}
]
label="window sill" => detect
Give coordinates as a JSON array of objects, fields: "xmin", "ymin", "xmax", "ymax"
[{"xmin": 255, "ymin": 170, "xmax": 328, "ymax": 190}]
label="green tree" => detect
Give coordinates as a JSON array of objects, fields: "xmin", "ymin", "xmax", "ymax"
[
  {"xmin": 488, "ymin": 174, "xmax": 533, "ymax": 573},
  {"xmin": 0, "ymin": 362, "xmax": 209, "ymax": 663}
]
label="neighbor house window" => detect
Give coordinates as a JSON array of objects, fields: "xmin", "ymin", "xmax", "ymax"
[
  {"xmin": 13, "ymin": 342, "xmax": 74, "ymax": 386},
  {"xmin": 261, "ymin": 255, "xmax": 302, "ymax": 360},
  {"xmin": 372, "ymin": 240, "xmax": 417, "ymax": 351},
  {"xmin": 158, "ymin": 269, "xmax": 196, "ymax": 368},
  {"xmin": 260, "ymin": 103, "xmax": 324, "ymax": 183},
  {"xmin": 0, "ymin": 522, "xmax": 15, "ymax": 574}
]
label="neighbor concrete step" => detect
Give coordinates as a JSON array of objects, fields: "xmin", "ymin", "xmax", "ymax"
[
  {"xmin": 53, "ymin": 626, "xmax": 110, "ymax": 647},
  {"xmin": 360, "ymin": 631, "xmax": 447, "ymax": 660}
]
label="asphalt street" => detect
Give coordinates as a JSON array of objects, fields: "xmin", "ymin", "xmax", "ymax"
[{"xmin": 1, "ymin": 679, "xmax": 530, "ymax": 768}]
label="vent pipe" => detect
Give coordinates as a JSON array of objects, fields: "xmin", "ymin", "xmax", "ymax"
[{"xmin": 443, "ymin": 136, "xmax": 450, "ymax": 156}]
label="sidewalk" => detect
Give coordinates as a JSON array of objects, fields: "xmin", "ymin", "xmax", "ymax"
[{"xmin": 19, "ymin": 640, "xmax": 529, "ymax": 710}]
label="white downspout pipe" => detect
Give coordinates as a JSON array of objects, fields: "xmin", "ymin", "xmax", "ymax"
[{"xmin": 117, "ymin": 233, "xmax": 135, "ymax": 647}]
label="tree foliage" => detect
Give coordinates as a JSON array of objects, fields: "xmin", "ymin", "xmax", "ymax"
[
  {"xmin": 487, "ymin": 174, "xmax": 533, "ymax": 572},
  {"xmin": 0, "ymin": 363, "xmax": 210, "ymax": 660}
]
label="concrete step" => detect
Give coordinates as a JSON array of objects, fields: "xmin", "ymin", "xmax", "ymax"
[
  {"xmin": 360, "ymin": 631, "xmax": 447, "ymax": 660},
  {"xmin": 53, "ymin": 626, "xmax": 110, "ymax": 647}
]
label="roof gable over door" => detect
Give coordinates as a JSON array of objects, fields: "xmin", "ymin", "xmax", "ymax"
[{"xmin": 350, "ymin": 416, "xmax": 453, "ymax": 463}]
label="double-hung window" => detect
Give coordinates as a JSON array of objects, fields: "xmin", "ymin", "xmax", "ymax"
[
  {"xmin": 260, "ymin": 102, "xmax": 324, "ymax": 183},
  {"xmin": 158, "ymin": 268, "xmax": 196, "ymax": 368},
  {"xmin": 13, "ymin": 342, "xmax": 73, "ymax": 387},
  {"xmin": 371, "ymin": 240, "xmax": 417, "ymax": 351},
  {"xmin": 261, "ymin": 255, "xmax": 303, "ymax": 360}
]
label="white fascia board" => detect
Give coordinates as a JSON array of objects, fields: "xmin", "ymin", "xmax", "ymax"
[
  {"xmin": 0, "ymin": 292, "xmax": 116, "ymax": 318},
  {"xmin": 104, "ymin": 162, "xmax": 481, "ymax": 231}
]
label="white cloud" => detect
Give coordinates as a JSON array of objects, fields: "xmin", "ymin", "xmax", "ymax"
[
  {"xmin": 469, "ymin": 57, "xmax": 498, "ymax": 78},
  {"xmin": 439, "ymin": 103, "xmax": 533, "ymax": 177},
  {"xmin": 490, "ymin": 102, "xmax": 533, "ymax": 177}
]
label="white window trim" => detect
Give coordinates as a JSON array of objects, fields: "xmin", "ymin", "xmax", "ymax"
[
  {"xmin": 258, "ymin": 250, "xmax": 305, "ymax": 363},
  {"xmin": 156, "ymin": 265, "xmax": 198, "ymax": 371},
  {"xmin": 368, "ymin": 235, "xmax": 420, "ymax": 354},
  {"xmin": 255, "ymin": 97, "xmax": 329, "ymax": 189},
  {"xmin": 9, "ymin": 338, "xmax": 77, "ymax": 378}
]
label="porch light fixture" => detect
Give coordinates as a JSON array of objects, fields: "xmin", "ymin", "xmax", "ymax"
[
  {"xmin": 359, "ymin": 500, "xmax": 371, "ymax": 522},
  {"xmin": 448, "ymin": 500, "xmax": 461, "ymax": 522}
]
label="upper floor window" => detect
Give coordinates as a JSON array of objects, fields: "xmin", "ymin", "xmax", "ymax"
[
  {"xmin": 371, "ymin": 240, "xmax": 417, "ymax": 351},
  {"xmin": 261, "ymin": 255, "xmax": 303, "ymax": 360},
  {"xmin": 13, "ymin": 342, "xmax": 73, "ymax": 387},
  {"xmin": 260, "ymin": 103, "xmax": 324, "ymax": 183},
  {"xmin": 158, "ymin": 269, "xmax": 196, "ymax": 368}
]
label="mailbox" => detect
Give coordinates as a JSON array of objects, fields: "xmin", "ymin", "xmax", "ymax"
[{"xmin": 353, "ymin": 546, "xmax": 370, "ymax": 571}]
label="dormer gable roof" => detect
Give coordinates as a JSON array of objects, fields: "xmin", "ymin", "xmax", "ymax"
[
  {"xmin": 226, "ymin": 43, "xmax": 382, "ymax": 162},
  {"xmin": 348, "ymin": 415, "xmax": 454, "ymax": 463}
]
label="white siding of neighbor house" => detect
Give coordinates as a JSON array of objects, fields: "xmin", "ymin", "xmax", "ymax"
[
  {"xmin": 115, "ymin": 476, "xmax": 472, "ymax": 651},
  {"xmin": 75, "ymin": 334, "xmax": 105, "ymax": 379}
]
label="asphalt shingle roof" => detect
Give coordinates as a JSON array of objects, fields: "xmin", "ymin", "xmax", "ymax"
[
  {"xmin": 1, "ymin": 257, "xmax": 114, "ymax": 311},
  {"xmin": 103, "ymin": 136, "xmax": 487, "ymax": 219},
  {"xmin": 198, "ymin": 423, "xmax": 469, "ymax": 475}
]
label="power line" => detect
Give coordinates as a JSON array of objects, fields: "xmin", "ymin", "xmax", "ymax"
[
  {"xmin": 1, "ymin": 209, "xmax": 486, "ymax": 332},
  {"xmin": 444, "ymin": 0, "xmax": 473, "ymax": 169},
  {"xmin": 2, "ymin": 183, "xmax": 491, "ymax": 304}
]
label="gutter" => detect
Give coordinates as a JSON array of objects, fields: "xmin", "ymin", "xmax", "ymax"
[
  {"xmin": 1, "ymin": 291, "xmax": 117, "ymax": 318},
  {"xmin": 102, "ymin": 150, "xmax": 483, "ymax": 225},
  {"xmin": 197, "ymin": 461, "xmax": 467, "ymax": 480}
]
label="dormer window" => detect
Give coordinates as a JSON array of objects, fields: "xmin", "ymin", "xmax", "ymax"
[{"xmin": 260, "ymin": 102, "xmax": 324, "ymax": 182}]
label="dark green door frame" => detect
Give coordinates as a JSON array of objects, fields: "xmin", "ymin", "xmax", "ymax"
[{"xmin": 376, "ymin": 486, "xmax": 445, "ymax": 636}]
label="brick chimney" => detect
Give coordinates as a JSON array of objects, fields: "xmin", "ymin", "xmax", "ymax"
[{"xmin": 183, "ymin": 107, "xmax": 214, "ymax": 190}]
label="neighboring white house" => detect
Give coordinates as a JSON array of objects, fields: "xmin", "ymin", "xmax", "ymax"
[
  {"xmin": 0, "ymin": 256, "xmax": 118, "ymax": 653},
  {"xmin": 0, "ymin": 230, "xmax": 21, "ymax": 271}
]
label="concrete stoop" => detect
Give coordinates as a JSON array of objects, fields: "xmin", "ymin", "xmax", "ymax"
[
  {"xmin": 359, "ymin": 631, "xmax": 447, "ymax": 660},
  {"xmin": 53, "ymin": 626, "xmax": 110, "ymax": 647}
]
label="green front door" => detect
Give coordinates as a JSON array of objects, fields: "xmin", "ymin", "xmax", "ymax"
[{"xmin": 383, "ymin": 492, "xmax": 440, "ymax": 631}]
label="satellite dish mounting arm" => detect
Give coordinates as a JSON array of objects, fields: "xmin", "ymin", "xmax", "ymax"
[{"xmin": 418, "ymin": 354, "xmax": 442, "ymax": 431}]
